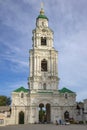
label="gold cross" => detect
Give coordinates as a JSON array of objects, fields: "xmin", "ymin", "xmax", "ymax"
[{"xmin": 41, "ymin": 2, "xmax": 44, "ymax": 9}]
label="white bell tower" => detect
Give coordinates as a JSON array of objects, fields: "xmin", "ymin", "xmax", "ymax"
[{"xmin": 29, "ymin": 6, "xmax": 59, "ymax": 93}]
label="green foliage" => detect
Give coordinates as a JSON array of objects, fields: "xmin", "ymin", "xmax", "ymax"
[
  {"xmin": 79, "ymin": 121, "xmax": 84, "ymax": 124},
  {"xmin": 6, "ymin": 97, "xmax": 11, "ymax": 105},
  {"xmin": 0, "ymin": 96, "xmax": 11, "ymax": 106},
  {"xmin": 39, "ymin": 110, "xmax": 46, "ymax": 122}
]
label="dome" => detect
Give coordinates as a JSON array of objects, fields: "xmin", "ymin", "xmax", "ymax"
[
  {"xmin": 37, "ymin": 8, "xmax": 48, "ymax": 20},
  {"xmin": 37, "ymin": 14, "xmax": 48, "ymax": 20}
]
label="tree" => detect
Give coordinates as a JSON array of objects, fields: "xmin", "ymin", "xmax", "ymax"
[
  {"xmin": 0, "ymin": 96, "xmax": 11, "ymax": 106},
  {"xmin": 6, "ymin": 97, "xmax": 11, "ymax": 105}
]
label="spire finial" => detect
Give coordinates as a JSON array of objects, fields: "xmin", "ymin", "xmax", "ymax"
[{"xmin": 40, "ymin": 2, "xmax": 44, "ymax": 15}]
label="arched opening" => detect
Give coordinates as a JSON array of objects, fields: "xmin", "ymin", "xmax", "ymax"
[
  {"xmin": 43, "ymin": 83, "xmax": 46, "ymax": 90},
  {"xmin": 39, "ymin": 103, "xmax": 51, "ymax": 123},
  {"xmin": 64, "ymin": 111, "xmax": 69, "ymax": 121},
  {"xmin": 41, "ymin": 37, "xmax": 47, "ymax": 45},
  {"xmin": 46, "ymin": 103, "xmax": 51, "ymax": 123},
  {"xmin": 41, "ymin": 59, "xmax": 47, "ymax": 71},
  {"xmin": 65, "ymin": 93, "xmax": 68, "ymax": 99},
  {"xmin": 19, "ymin": 111, "xmax": 24, "ymax": 124},
  {"xmin": 21, "ymin": 93, "xmax": 24, "ymax": 98},
  {"xmin": 39, "ymin": 103, "xmax": 46, "ymax": 123}
]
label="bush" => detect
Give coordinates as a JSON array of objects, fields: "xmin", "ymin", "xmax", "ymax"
[
  {"xmin": 79, "ymin": 121, "xmax": 84, "ymax": 124},
  {"xmin": 85, "ymin": 121, "xmax": 87, "ymax": 124}
]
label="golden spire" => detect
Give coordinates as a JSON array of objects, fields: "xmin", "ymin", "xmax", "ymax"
[{"xmin": 40, "ymin": 2, "xmax": 44, "ymax": 15}]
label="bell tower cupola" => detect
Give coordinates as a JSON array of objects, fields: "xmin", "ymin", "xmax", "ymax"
[
  {"xmin": 36, "ymin": 3, "xmax": 48, "ymax": 28},
  {"xmin": 32, "ymin": 5, "xmax": 54, "ymax": 50}
]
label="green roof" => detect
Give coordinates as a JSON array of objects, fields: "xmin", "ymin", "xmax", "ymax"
[
  {"xmin": 59, "ymin": 87, "xmax": 74, "ymax": 93},
  {"xmin": 37, "ymin": 14, "xmax": 48, "ymax": 20},
  {"xmin": 14, "ymin": 86, "xmax": 29, "ymax": 93}
]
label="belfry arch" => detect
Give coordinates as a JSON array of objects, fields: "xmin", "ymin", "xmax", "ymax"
[{"xmin": 41, "ymin": 59, "xmax": 47, "ymax": 72}]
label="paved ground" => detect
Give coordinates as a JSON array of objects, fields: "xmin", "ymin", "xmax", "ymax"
[{"xmin": 0, "ymin": 124, "xmax": 87, "ymax": 130}]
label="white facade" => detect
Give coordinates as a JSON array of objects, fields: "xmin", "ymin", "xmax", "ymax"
[
  {"xmin": 28, "ymin": 8, "xmax": 76, "ymax": 123},
  {"xmin": 0, "ymin": 8, "xmax": 79, "ymax": 126},
  {"xmin": 29, "ymin": 9, "xmax": 59, "ymax": 93}
]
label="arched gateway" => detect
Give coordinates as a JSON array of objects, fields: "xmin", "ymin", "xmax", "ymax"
[
  {"xmin": 39, "ymin": 103, "xmax": 51, "ymax": 123},
  {"xmin": 19, "ymin": 111, "xmax": 24, "ymax": 124},
  {"xmin": 64, "ymin": 111, "xmax": 69, "ymax": 121}
]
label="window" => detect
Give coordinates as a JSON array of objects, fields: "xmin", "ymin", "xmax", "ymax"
[
  {"xmin": 43, "ymin": 83, "xmax": 46, "ymax": 90},
  {"xmin": 41, "ymin": 37, "xmax": 46, "ymax": 45},
  {"xmin": 41, "ymin": 59, "xmax": 47, "ymax": 71},
  {"xmin": 21, "ymin": 93, "xmax": 24, "ymax": 98},
  {"xmin": 65, "ymin": 93, "xmax": 68, "ymax": 99}
]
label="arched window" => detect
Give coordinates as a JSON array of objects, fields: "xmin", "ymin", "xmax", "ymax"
[
  {"xmin": 19, "ymin": 111, "xmax": 24, "ymax": 124},
  {"xmin": 41, "ymin": 59, "xmax": 47, "ymax": 71},
  {"xmin": 43, "ymin": 83, "xmax": 46, "ymax": 90},
  {"xmin": 64, "ymin": 111, "xmax": 69, "ymax": 121},
  {"xmin": 65, "ymin": 93, "xmax": 68, "ymax": 99},
  {"xmin": 21, "ymin": 93, "xmax": 24, "ymax": 98},
  {"xmin": 41, "ymin": 37, "xmax": 46, "ymax": 45}
]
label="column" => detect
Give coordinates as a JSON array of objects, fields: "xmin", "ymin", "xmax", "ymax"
[
  {"xmin": 30, "ymin": 56, "xmax": 32, "ymax": 77},
  {"xmin": 34, "ymin": 55, "xmax": 36, "ymax": 76}
]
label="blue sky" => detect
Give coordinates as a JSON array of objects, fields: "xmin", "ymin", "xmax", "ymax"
[{"xmin": 0, "ymin": 0, "xmax": 87, "ymax": 101}]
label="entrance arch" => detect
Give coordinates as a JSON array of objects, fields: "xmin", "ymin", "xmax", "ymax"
[
  {"xmin": 19, "ymin": 111, "xmax": 24, "ymax": 124},
  {"xmin": 64, "ymin": 111, "xmax": 69, "ymax": 121},
  {"xmin": 39, "ymin": 103, "xmax": 45, "ymax": 123},
  {"xmin": 46, "ymin": 103, "xmax": 51, "ymax": 123},
  {"xmin": 39, "ymin": 103, "xmax": 51, "ymax": 123}
]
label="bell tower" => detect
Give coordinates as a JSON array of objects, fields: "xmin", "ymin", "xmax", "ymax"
[{"xmin": 29, "ymin": 6, "xmax": 59, "ymax": 93}]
